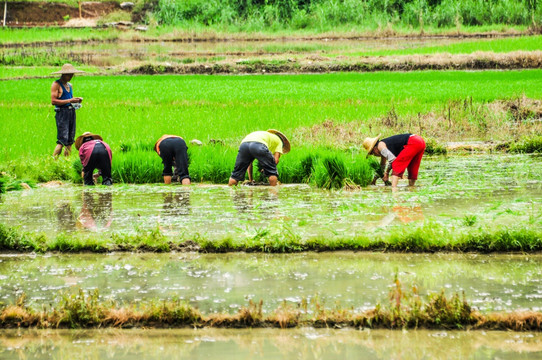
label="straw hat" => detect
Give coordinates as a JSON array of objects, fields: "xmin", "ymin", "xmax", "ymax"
[
  {"xmin": 362, "ymin": 134, "xmax": 381, "ymax": 157},
  {"xmin": 267, "ymin": 129, "xmax": 291, "ymax": 154},
  {"xmin": 51, "ymin": 64, "xmax": 85, "ymax": 75},
  {"xmin": 75, "ymin": 132, "xmax": 103, "ymax": 150}
]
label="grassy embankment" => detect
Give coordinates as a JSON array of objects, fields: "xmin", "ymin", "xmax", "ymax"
[
  {"xmin": 1, "ymin": 219, "xmax": 540, "ymax": 253},
  {"xmin": 2, "ymin": 35, "xmax": 542, "ymax": 76},
  {"xmin": 0, "ymin": 71, "xmax": 541, "ymax": 189},
  {"xmin": 0, "ymin": 279, "xmax": 540, "ymax": 330}
]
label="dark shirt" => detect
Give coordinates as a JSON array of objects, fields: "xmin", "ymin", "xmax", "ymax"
[{"xmin": 380, "ymin": 134, "xmax": 411, "ymax": 157}]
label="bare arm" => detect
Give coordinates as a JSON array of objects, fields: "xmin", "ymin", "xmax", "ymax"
[
  {"xmin": 274, "ymin": 152, "xmax": 281, "ymax": 164},
  {"xmin": 50, "ymin": 81, "xmax": 82, "ymax": 106}
]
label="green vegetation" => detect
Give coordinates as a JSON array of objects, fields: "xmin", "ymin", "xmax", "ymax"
[
  {"xmin": 1, "ymin": 222, "xmax": 540, "ymax": 253},
  {"xmin": 0, "ymin": 71, "xmax": 540, "ymax": 186},
  {"xmin": 341, "ymin": 35, "xmax": 542, "ymax": 57},
  {"xmin": 1, "ymin": 280, "xmax": 540, "ymax": 330},
  {"xmin": 150, "ymin": 0, "xmax": 542, "ymax": 30}
]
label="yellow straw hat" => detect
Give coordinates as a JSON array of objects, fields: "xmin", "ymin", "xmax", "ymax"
[
  {"xmin": 51, "ymin": 64, "xmax": 85, "ymax": 75},
  {"xmin": 362, "ymin": 134, "xmax": 381, "ymax": 157},
  {"xmin": 267, "ymin": 129, "xmax": 290, "ymax": 154},
  {"xmin": 75, "ymin": 132, "xmax": 103, "ymax": 150}
]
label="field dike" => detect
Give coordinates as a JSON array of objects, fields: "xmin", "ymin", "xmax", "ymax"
[
  {"xmin": 128, "ymin": 51, "xmax": 542, "ymax": 75},
  {"xmin": 0, "ymin": 223, "xmax": 540, "ymax": 254},
  {"xmin": 0, "ymin": 279, "xmax": 540, "ymax": 331}
]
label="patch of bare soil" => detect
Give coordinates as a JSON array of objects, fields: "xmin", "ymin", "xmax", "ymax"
[
  {"xmin": 63, "ymin": 17, "xmax": 98, "ymax": 27},
  {"xmin": 3, "ymin": 1, "xmax": 119, "ymax": 25}
]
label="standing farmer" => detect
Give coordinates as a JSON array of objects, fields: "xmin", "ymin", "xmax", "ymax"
[
  {"xmin": 75, "ymin": 132, "xmax": 113, "ymax": 186},
  {"xmin": 50, "ymin": 64, "xmax": 84, "ymax": 158},
  {"xmin": 228, "ymin": 130, "xmax": 290, "ymax": 186},
  {"xmin": 364, "ymin": 133, "xmax": 426, "ymax": 188},
  {"xmin": 154, "ymin": 135, "xmax": 191, "ymax": 185}
]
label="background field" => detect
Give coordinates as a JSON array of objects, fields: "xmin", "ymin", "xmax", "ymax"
[{"xmin": 2, "ymin": 70, "xmax": 541, "ymax": 159}]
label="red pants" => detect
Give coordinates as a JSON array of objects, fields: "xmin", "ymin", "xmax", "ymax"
[{"xmin": 391, "ymin": 135, "xmax": 425, "ymax": 180}]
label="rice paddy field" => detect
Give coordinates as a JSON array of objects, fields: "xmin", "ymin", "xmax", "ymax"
[{"xmin": 1, "ymin": 22, "xmax": 542, "ymax": 359}]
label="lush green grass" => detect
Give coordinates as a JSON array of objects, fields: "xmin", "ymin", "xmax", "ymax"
[
  {"xmin": 340, "ymin": 35, "xmax": 542, "ymax": 57},
  {"xmin": 0, "ymin": 25, "xmax": 535, "ymax": 46},
  {"xmin": 0, "ymin": 27, "xmax": 123, "ymax": 45},
  {"xmin": 150, "ymin": 0, "xmax": 542, "ymax": 30},
  {"xmin": 1, "ymin": 221, "xmax": 540, "ymax": 253}
]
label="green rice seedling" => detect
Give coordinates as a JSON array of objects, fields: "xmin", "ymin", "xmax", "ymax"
[
  {"xmin": 311, "ymin": 153, "xmax": 348, "ymax": 190},
  {"xmin": 112, "ymin": 150, "xmax": 163, "ymax": 184},
  {"xmin": 509, "ymin": 135, "xmax": 542, "ymax": 153},
  {"xmin": 0, "ymin": 175, "xmax": 34, "ymax": 193},
  {"xmin": 346, "ymin": 152, "xmax": 373, "ymax": 187},
  {"xmin": 188, "ymin": 145, "xmax": 238, "ymax": 183},
  {"xmin": 424, "ymin": 138, "xmax": 447, "ymax": 156},
  {"xmin": 118, "ymin": 142, "xmax": 156, "ymax": 153}
]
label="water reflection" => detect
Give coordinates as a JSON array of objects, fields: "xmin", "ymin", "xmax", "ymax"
[
  {"xmin": 76, "ymin": 191, "xmax": 113, "ymax": 232},
  {"xmin": 56, "ymin": 201, "xmax": 77, "ymax": 232},
  {"xmin": 163, "ymin": 190, "xmax": 191, "ymax": 217},
  {"xmin": 231, "ymin": 187, "xmax": 279, "ymax": 215},
  {"xmin": 0, "ymin": 155, "xmax": 539, "ymax": 238},
  {"xmin": 0, "ymin": 253, "xmax": 540, "ymax": 313},
  {"xmin": 0, "ymin": 329, "xmax": 541, "ymax": 360}
]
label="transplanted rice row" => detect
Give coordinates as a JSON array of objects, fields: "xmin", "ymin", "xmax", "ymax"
[
  {"xmin": 1, "ymin": 283, "xmax": 541, "ymax": 331},
  {"xmin": 1, "ymin": 223, "xmax": 540, "ymax": 254}
]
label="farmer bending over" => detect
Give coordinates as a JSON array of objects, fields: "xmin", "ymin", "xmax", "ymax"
[
  {"xmin": 75, "ymin": 132, "xmax": 113, "ymax": 186},
  {"xmin": 50, "ymin": 64, "xmax": 84, "ymax": 158},
  {"xmin": 228, "ymin": 130, "xmax": 290, "ymax": 186},
  {"xmin": 155, "ymin": 135, "xmax": 191, "ymax": 185},
  {"xmin": 364, "ymin": 133, "xmax": 426, "ymax": 188}
]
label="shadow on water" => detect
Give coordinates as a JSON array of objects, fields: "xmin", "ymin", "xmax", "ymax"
[{"xmin": 0, "ymin": 328, "xmax": 541, "ymax": 360}]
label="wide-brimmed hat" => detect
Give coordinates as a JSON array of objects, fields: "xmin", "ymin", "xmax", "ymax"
[
  {"xmin": 75, "ymin": 132, "xmax": 103, "ymax": 150},
  {"xmin": 51, "ymin": 64, "xmax": 85, "ymax": 75},
  {"xmin": 267, "ymin": 129, "xmax": 290, "ymax": 154},
  {"xmin": 362, "ymin": 134, "xmax": 381, "ymax": 157}
]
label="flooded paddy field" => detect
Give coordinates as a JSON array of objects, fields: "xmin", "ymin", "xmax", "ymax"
[
  {"xmin": 0, "ymin": 37, "xmax": 479, "ymax": 68},
  {"xmin": 0, "ymin": 252, "xmax": 540, "ymax": 314},
  {"xmin": 0, "ymin": 155, "xmax": 540, "ymax": 241},
  {"xmin": 0, "ymin": 328, "xmax": 541, "ymax": 360}
]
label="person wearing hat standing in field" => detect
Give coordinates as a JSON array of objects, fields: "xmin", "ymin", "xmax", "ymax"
[
  {"xmin": 155, "ymin": 135, "xmax": 191, "ymax": 185},
  {"xmin": 363, "ymin": 133, "xmax": 426, "ymax": 188},
  {"xmin": 75, "ymin": 132, "xmax": 113, "ymax": 186},
  {"xmin": 51, "ymin": 64, "xmax": 84, "ymax": 158},
  {"xmin": 228, "ymin": 130, "xmax": 290, "ymax": 186}
]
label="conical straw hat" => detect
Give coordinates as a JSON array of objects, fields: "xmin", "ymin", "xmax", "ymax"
[
  {"xmin": 75, "ymin": 132, "xmax": 103, "ymax": 150},
  {"xmin": 267, "ymin": 129, "xmax": 290, "ymax": 154},
  {"xmin": 363, "ymin": 134, "xmax": 381, "ymax": 157},
  {"xmin": 51, "ymin": 64, "xmax": 85, "ymax": 75}
]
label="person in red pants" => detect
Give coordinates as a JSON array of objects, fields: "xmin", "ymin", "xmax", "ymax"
[{"xmin": 363, "ymin": 133, "xmax": 426, "ymax": 188}]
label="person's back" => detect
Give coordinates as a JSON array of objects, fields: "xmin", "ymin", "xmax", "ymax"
[{"xmin": 241, "ymin": 131, "xmax": 283, "ymax": 154}]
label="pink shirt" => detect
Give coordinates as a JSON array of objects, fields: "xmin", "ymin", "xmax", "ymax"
[{"xmin": 79, "ymin": 140, "xmax": 112, "ymax": 167}]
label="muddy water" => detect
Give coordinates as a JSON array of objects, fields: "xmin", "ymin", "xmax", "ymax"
[
  {"xmin": 0, "ymin": 328, "xmax": 540, "ymax": 360},
  {"xmin": 1, "ymin": 37, "xmax": 467, "ymax": 66},
  {"xmin": 0, "ymin": 252, "xmax": 540, "ymax": 313},
  {"xmin": 0, "ymin": 155, "xmax": 539, "ymax": 239}
]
